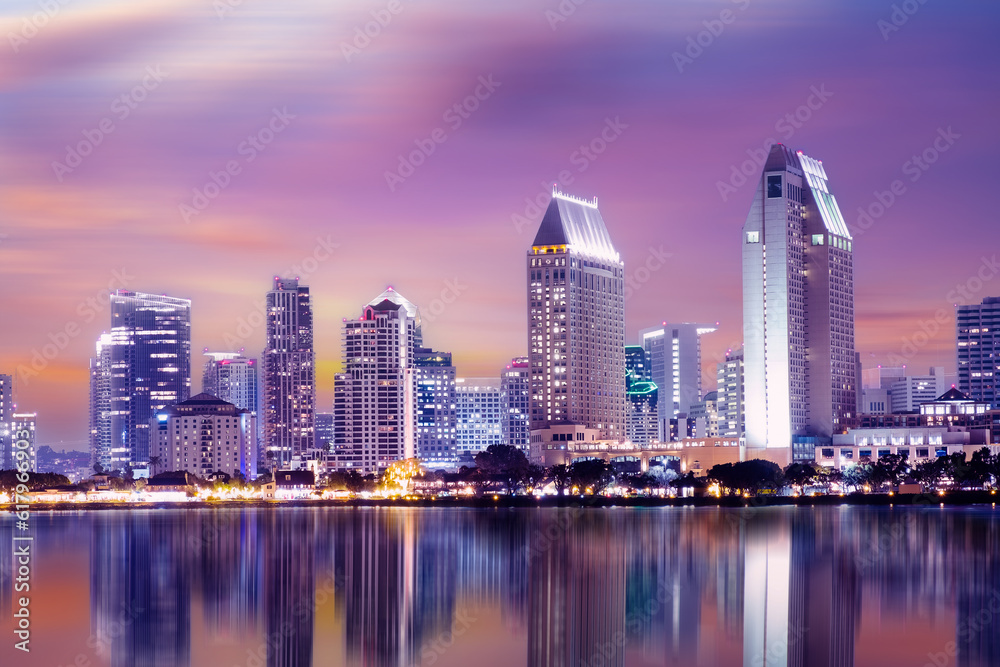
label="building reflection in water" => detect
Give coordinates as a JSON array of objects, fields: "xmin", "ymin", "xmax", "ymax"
[
  {"xmin": 74, "ymin": 505, "xmax": 999, "ymax": 667},
  {"xmin": 90, "ymin": 512, "xmax": 191, "ymax": 667},
  {"xmin": 528, "ymin": 511, "xmax": 627, "ymax": 667},
  {"xmin": 264, "ymin": 509, "xmax": 315, "ymax": 667}
]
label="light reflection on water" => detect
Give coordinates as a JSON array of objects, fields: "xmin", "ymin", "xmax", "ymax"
[{"xmin": 1, "ymin": 506, "xmax": 998, "ymax": 667}]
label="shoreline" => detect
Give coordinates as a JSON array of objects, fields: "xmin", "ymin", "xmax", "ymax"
[{"xmin": 3, "ymin": 490, "xmax": 998, "ymax": 512}]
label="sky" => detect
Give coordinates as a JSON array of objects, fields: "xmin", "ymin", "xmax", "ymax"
[{"xmin": 1, "ymin": 0, "xmax": 999, "ymax": 449}]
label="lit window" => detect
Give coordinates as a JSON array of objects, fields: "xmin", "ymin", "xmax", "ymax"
[{"xmin": 746, "ymin": 231, "xmax": 760, "ymax": 244}]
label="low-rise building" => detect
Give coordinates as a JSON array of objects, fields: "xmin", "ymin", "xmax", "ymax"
[{"xmin": 817, "ymin": 426, "xmax": 998, "ymax": 471}]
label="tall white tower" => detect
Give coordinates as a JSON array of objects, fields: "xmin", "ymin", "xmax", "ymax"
[{"xmin": 742, "ymin": 145, "xmax": 856, "ymax": 461}]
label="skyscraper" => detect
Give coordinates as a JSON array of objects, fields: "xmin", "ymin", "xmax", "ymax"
[
  {"xmin": 105, "ymin": 290, "xmax": 192, "ymax": 473},
  {"xmin": 742, "ymin": 145, "xmax": 856, "ymax": 460},
  {"xmin": 413, "ymin": 347, "xmax": 457, "ymax": 468},
  {"xmin": 334, "ymin": 288, "xmax": 419, "ymax": 473},
  {"xmin": 640, "ymin": 322, "xmax": 717, "ymax": 440},
  {"xmin": 0, "ymin": 374, "xmax": 12, "ymax": 470},
  {"xmin": 625, "ymin": 345, "xmax": 658, "ymax": 446},
  {"xmin": 716, "ymin": 347, "xmax": 745, "ymax": 439},
  {"xmin": 88, "ymin": 333, "xmax": 113, "ymax": 472},
  {"xmin": 202, "ymin": 352, "xmax": 259, "ymax": 414},
  {"xmin": 501, "ymin": 356, "xmax": 530, "ymax": 452},
  {"xmin": 262, "ymin": 277, "xmax": 315, "ymax": 469},
  {"xmin": 527, "ymin": 189, "xmax": 626, "ymax": 440},
  {"xmin": 957, "ymin": 296, "xmax": 1000, "ymax": 409}
]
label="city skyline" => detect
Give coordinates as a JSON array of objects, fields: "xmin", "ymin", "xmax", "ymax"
[{"xmin": 3, "ymin": 0, "xmax": 999, "ymax": 449}]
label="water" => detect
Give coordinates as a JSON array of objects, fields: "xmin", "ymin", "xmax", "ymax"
[{"xmin": 1, "ymin": 505, "xmax": 998, "ymax": 667}]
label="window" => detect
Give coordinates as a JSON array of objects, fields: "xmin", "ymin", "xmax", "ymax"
[
  {"xmin": 811, "ymin": 234, "xmax": 825, "ymax": 246},
  {"xmin": 878, "ymin": 449, "xmax": 891, "ymax": 459},
  {"xmin": 841, "ymin": 449, "xmax": 854, "ymax": 460},
  {"xmin": 821, "ymin": 448, "xmax": 834, "ymax": 458},
  {"xmin": 767, "ymin": 174, "xmax": 782, "ymax": 198},
  {"xmin": 746, "ymin": 231, "xmax": 760, "ymax": 244},
  {"xmin": 859, "ymin": 449, "xmax": 872, "ymax": 460},
  {"xmin": 916, "ymin": 448, "xmax": 929, "ymax": 458}
]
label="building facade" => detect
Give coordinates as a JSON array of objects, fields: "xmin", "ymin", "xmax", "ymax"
[
  {"xmin": 88, "ymin": 334, "xmax": 114, "ymax": 472},
  {"xmin": 716, "ymin": 347, "xmax": 745, "ymax": 439},
  {"xmin": 957, "ymin": 296, "xmax": 1000, "ymax": 408},
  {"xmin": 414, "ymin": 347, "xmax": 457, "ymax": 469},
  {"xmin": 625, "ymin": 345, "xmax": 658, "ymax": 447},
  {"xmin": 151, "ymin": 393, "xmax": 255, "ymax": 479},
  {"xmin": 103, "ymin": 290, "xmax": 192, "ymax": 474},
  {"xmin": 742, "ymin": 145, "xmax": 857, "ymax": 460},
  {"xmin": 0, "ymin": 374, "xmax": 11, "ymax": 470},
  {"xmin": 334, "ymin": 288, "xmax": 419, "ymax": 473},
  {"xmin": 640, "ymin": 322, "xmax": 717, "ymax": 440},
  {"xmin": 528, "ymin": 189, "xmax": 626, "ymax": 441},
  {"xmin": 202, "ymin": 352, "xmax": 259, "ymax": 415},
  {"xmin": 455, "ymin": 379, "xmax": 504, "ymax": 460},
  {"xmin": 262, "ymin": 277, "xmax": 315, "ymax": 469},
  {"xmin": 501, "ymin": 357, "xmax": 531, "ymax": 452}
]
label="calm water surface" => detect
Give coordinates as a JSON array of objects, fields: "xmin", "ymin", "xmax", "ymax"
[{"xmin": 1, "ymin": 506, "xmax": 998, "ymax": 667}]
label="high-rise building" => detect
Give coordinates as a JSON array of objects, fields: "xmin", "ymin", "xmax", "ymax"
[
  {"xmin": 414, "ymin": 347, "xmax": 457, "ymax": 469},
  {"xmin": 742, "ymin": 145, "xmax": 856, "ymax": 460},
  {"xmin": 690, "ymin": 391, "xmax": 720, "ymax": 438},
  {"xmin": 0, "ymin": 374, "xmax": 12, "ymax": 470},
  {"xmin": 527, "ymin": 189, "xmax": 626, "ymax": 441},
  {"xmin": 88, "ymin": 333, "xmax": 113, "ymax": 473},
  {"xmin": 624, "ymin": 345, "xmax": 658, "ymax": 446},
  {"xmin": 957, "ymin": 296, "xmax": 1000, "ymax": 409},
  {"xmin": 501, "ymin": 356, "xmax": 530, "ymax": 452},
  {"xmin": 11, "ymin": 412, "xmax": 37, "ymax": 473},
  {"xmin": 334, "ymin": 288, "xmax": 419, "ymax": 473},
  {"xmin": 455, "ymin": 379, "xmax": 504, "ymax": 460},
  {"xmin": 314, "ymin": 412, "xmax": 334, "ymax": 453},
  {"xmin": 716, "ymin": 348, "xmax": 745, "ymax": 439},
  {"xmin": 105, "ymin": 290, "xmax": 192, "ymax": 474},
  {"xmin": 151, "ymin": 393, "xmax": 255, "ymax": 479},
  {"xmin": 262, "ymin": 277, "xmax": 315, "ymax": 470},
  {"xmin": 640, "ymin": 323, "xmax": 717, "ymax": 440},
  {"xmin": 202, "ymin": 352, "xmax": 259, "ymax": 414}
]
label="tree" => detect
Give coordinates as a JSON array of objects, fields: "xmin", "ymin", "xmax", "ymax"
[
  {"xmin": 550, "ymin": 464, "xmax": 571, "ymax": 495},
  {"xmin": 708, "ymin": 459, "xmax": 783, "ymax": 495},
  {"xmin": 475, "ymin": 445, "xmax": 530, "ymax": 495},
  {"xmin": 149, "ymin": 456, "xmax": 162, "ymax": 476},
  {"xmin": 870, "ymin": 453, "xmax": 908, "ymax": 491},
  {"xmin": 841, "ymin": 463, "xmax": 873, "ymax": 492},
  {"xmin": 784, "ymin": 463, "xmax": 817, "ymax": 490},
  {"xmin": 569, "ymin": 459, "xmax": 613, "ymax": 495}
]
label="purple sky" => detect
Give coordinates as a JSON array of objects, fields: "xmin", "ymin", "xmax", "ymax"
[{"xmin": 2, "ymin": 0, "xmax": 998, "ymax": 448}]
